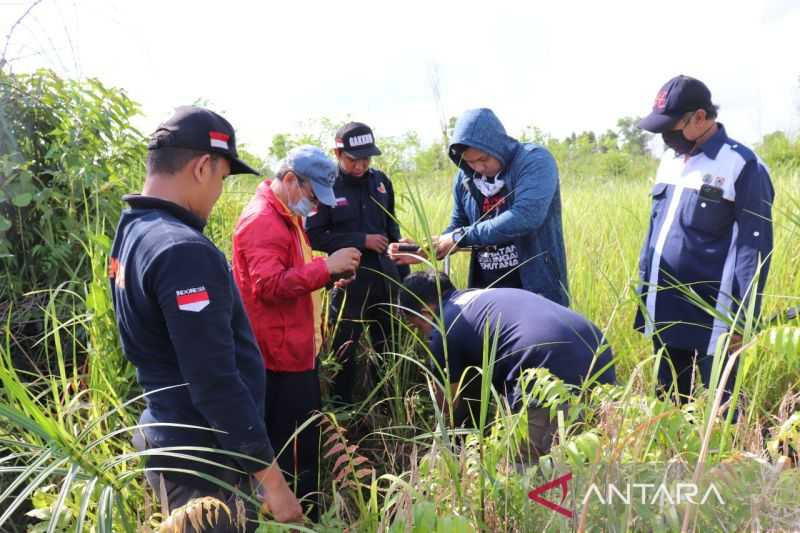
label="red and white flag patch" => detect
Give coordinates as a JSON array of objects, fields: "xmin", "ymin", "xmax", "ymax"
[
  {"xmin": 176, "ymin": 286, "xmax": 210, "ymax": 312},
  {"xmin": 335, "ymin": 197, "xmax": 349, "ymax": 207},
  {"xmin": 654, "ymin": 90, "xmax": 668, "ymax": 110},
  {"xmin": 209, "ymin": 131, "xmax": 230, "ymax": 150},
  {"xmin": 376, "ymin": 182, "xmax": 387, "ymax": 194}
]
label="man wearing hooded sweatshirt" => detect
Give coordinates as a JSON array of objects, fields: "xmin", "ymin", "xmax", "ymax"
[{"xmin": 391, "ymin": 108, "xmax": 568, "ymax": 307}]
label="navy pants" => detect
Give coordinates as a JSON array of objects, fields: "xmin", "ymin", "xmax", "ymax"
[
  {"xmin": 329, "ymin": 281, "xmax": 394, "ymax": 405},
  {"xmin": 133, "ymin": 430, "xmax": 260, "ymax": 532},
  {"xmin": 654, "ymin": 340, "xmax": 739, "ymax": 409},
  {"xmin": 265, "ymin": 362, "xmax": 321, "ymax": 521}
]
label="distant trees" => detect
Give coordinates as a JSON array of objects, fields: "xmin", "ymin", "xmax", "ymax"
[
  {"xmin": 266, "ymin": 119, "xmax": 451, "ymax": 180},
  {"xmin": 268, "ymin": 118, "xmax": 341, "ymax": 160},
  {"xmin": 521, "ymin": 116, "xmax": 653, "ymax": 156},
  {"xmin": 264, "ymin": 114, "xmax": 799, "ymax": 183},
  {"xmin": 517, "ymin": 116, "xmax": 658, "ymax": 180},
  {"xmin": 756, "ymin": 131, "xmax": 800, "ymax": 172},
  {"xmin": 615, "ymin": 116, "xmax": 651, "ymax": 155}
]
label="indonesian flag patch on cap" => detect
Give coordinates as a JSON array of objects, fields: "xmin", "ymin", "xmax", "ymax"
[
  {"xmin": 176, "ymin": 286, "xmax": 210, "ymax": 312},
  {"xmin": 209, "ymin": 131, "xmax": 230, "ymax": 150}
]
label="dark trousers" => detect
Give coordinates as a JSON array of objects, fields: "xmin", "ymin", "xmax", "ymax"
[
  {"xmin": 133, "ymin": 430, "xmax": 259, "ymax": 532},
  {"xmin": 452, "ymin": 371, "xmax": 569, "ymax": 464},
  {"xmin": 654, "ymin": 340, "xmax": 739, "ymax": 409},
  {"xmin": 265, "ymin": 363, "xmax": 321, "ymax": 521},
  {"xmin": 144, "ymin": 470, "xmax": 258, "ymax": 532},
  {"xmin": 330, "ymin": 282, "xmax": 394, "ymax": 405},
  {"xmin": 452, "ymin": 367, "xmax": 484, "ymax": 428}
]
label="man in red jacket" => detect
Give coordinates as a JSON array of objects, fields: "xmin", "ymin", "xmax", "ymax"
[{"xmin": 232, "ymin": 145, "xmax": 361, "ymax": 520}]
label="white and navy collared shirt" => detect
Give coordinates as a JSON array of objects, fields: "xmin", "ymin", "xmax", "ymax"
[{"xmin": 634, "ymin": 124, "xmax": 775, "ymax": 354}]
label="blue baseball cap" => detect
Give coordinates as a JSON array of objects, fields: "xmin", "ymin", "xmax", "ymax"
[
  {"xmin": 638, "ymin": 75, "xmax": 713, "ymax": 133},
  {"xmin": 283, "ymin": 145, "xmax": 337, "ymax": 207}
]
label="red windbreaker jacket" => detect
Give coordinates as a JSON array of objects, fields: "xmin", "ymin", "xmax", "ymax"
[{"xmin": 232, "ymin": 181, "xmax": 330, "ymax": 372}]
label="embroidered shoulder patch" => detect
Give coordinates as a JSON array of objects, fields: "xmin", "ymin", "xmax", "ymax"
[{"xmin": 175, "ymin": 286, "xmax": 210, "ymax": 312}]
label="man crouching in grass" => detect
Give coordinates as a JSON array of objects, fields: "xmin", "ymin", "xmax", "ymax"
[{"xmin": 399, "ymin": 270, "xmax": 616, "ymax": 462}]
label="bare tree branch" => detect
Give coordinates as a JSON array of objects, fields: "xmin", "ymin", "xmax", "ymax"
[
  {"xmin": 1, "ymin": 0, "xmax": 45, "ymax": 71},
  {"xmin": 428, "ymin": 63, "xmax": 449, "ymax": 145}
]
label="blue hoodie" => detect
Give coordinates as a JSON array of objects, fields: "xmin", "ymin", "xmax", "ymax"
[{"xmin": 445, "ymin": 108, "xmax": 569, "ymax": 307}]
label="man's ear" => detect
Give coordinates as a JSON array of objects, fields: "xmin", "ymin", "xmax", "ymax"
[
  {"xmin": 423, "ymin": 304, "xmax": 438, "ymax": 320},
  {"xmin": 191, "ymin": 154, "xmax": 213, "ymax": 184},
  {"xmin": 283, "ymin": 170, "xmax": 298, "ymax": 186},
  {"xmin": 692, "ymin": 109, "xmax": 707, "ymax": 125}
]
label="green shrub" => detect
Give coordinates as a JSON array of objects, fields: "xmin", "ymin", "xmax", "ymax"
[{"xmin": 0, "ymin": 69, "xmax": 145, "ymax": 300}]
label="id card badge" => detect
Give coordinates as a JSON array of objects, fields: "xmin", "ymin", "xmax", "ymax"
[{"xmin": 699, "ymin": 184, "xmax": 723, "ymax": 202}]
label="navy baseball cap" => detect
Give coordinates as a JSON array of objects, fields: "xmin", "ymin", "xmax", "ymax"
[
  {"xmin": 148, "ymin": 106, "xmax": 258, "ymax": 175},
  {"xmin": 283, "ymin": 145, "xmax": 337, "ymax": 207},
  {"xmin": 335, "ymin": 122, "xmax": 382, "ymax": 159},
  {"xmin": 638, "ymin": 76, "xmax": 713, "ymax": 133}
]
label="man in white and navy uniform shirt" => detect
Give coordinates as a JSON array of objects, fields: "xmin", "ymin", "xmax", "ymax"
[{"xmin": 634, "ymin": 75, "xmax": 774, "ymax": 405}]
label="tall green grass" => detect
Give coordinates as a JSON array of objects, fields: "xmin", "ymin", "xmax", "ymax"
[{"xmin": 1, "ymin": 164, "xmax": 798, "ymax": 531}]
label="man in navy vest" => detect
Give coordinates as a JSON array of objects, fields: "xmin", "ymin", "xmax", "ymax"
[{"xmin": 634, "ymin": 76, "xmax": 774, "ymax": 407}]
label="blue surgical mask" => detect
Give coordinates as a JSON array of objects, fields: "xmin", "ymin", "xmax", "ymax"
[
  {"xmin": 289, "ymin": 196, "xmax": 315, "ymax": 217},
  {"xmin": 288, "ymin": 179, "xmax": 317, "ymax": 217}
]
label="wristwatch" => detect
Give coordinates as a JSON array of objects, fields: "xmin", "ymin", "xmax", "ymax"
[{"xmin": 453, "ymin": 227, "xmax": 467, "ymax": 244}]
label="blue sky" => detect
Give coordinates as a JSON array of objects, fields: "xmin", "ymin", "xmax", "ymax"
[{"xmin": 2, "ymin": 0, "xmax": 798, "ymax": 154}]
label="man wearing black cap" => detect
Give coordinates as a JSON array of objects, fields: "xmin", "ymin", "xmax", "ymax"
[
  {"xmin": 305, "ymin": 122, "xmax": 408, "ymax": 405},
  {"xmin": 109, "ymin": 106, "xmax": 303, "ymax": 528},
  {"xmin": 634, "ymin": 76, "xmax": 774, "ymax": 407}
]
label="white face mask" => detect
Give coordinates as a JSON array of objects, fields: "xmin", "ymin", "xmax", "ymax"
[{"xmin": 473, "ymin": 171, "xmax": 504, "ymax": 197}]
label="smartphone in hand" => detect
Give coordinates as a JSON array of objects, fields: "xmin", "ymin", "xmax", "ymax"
[{"xmin": 396, "ymin": 243, "xmax": 421, "ymax": 253}]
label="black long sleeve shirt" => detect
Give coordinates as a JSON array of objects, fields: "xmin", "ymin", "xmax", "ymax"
[
  {"xmin": 109, "ymin": 195, "xmax": 273, "ymax": 489},
  {"xmin": 306, "ymin": 168, "xmax": 407, "ymax": 286}
]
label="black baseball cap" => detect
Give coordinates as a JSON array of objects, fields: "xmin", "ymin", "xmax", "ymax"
[
  {"xmin": 148, "ymin": 106, "xmax": 258, "ymax": 175},
  {"xmin": 638, "ymin": 75, "xmax": 713, "ymax": 133},
  {"xmin": 334, "ymin": 122, "xmax": 382, "ymax": 159}
]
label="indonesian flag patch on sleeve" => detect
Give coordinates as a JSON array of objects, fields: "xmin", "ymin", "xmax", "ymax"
[{"xmin": 176, "ymin": 286, "xmax": 210, "ymax": 312}]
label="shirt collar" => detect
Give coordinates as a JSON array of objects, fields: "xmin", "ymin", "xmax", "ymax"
[
  {"xmin": 696, "ymin": 123, "xmax": 727, "ymax": 160},
  {"xmin": 339, "ymin": 167, "xmax": 371, "ymax": 186},
  {"xmin": 123, "ymin": 194, "xmax": 206, "ymax": 231},
  {"xmin": 442, "ymin": 288, "xmax": 459, "ymax": 304}
]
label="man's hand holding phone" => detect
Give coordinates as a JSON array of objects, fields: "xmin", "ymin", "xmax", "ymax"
[{"xmin": 388, "ymin": 238, "xmax": 426, "ymax": 265}]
